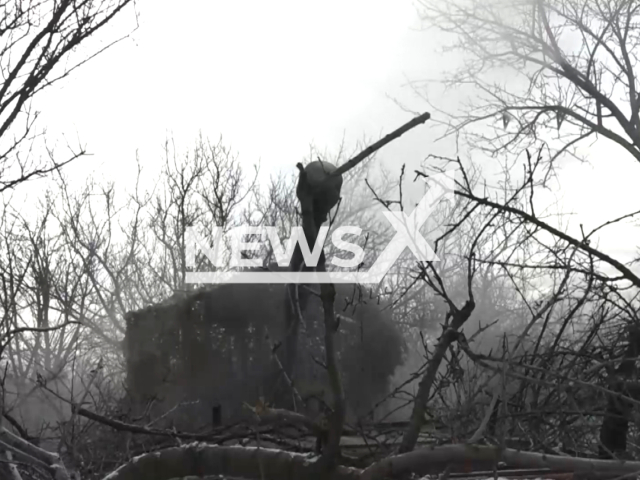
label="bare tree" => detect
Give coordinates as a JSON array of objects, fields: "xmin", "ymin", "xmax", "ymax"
[
  {"xmin": 417, "ymin": 0, "xmax": 640, "ymax": 167},
  {"xmin": 411, "ymin": 1, "xmax": 640, "ymax": 457},
  {"xmin": 147, "ymin": 135, "xmax": 256, "ymax": 293},
  {"xmin": 0, "ymin": 0, "xmax": 136, "ymax": 193}
]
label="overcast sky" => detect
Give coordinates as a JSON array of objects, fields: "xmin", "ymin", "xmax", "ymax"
[
  {"xmin": 36, "ymin": 0, "xmax": 442, "ymax": 183},
  {"xmin": 15, "ymin": 0, "xmax": 640, "ymax": 271}
]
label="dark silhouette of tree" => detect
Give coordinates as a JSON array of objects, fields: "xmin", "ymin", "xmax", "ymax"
[
  {"xmin": 0, "ymin": 0, "xmax": 136, "ymax": 194},
  {"xmin": 417, "ymin": 0, "xmax": 640, "ymax": 167}
]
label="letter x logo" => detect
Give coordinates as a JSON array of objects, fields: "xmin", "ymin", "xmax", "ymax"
[{"xmin": 360, "ymin": 169, "xmax": 455, "ymax": 283}]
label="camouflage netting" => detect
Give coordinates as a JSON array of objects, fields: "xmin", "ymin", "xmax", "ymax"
[{"xmin": 122, "ymin": 281, "xmax": 406, "ymax": 429}]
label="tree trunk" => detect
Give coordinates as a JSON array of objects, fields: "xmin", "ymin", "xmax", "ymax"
[{"xmin": 598, "ymin": 324, "xmax": 640, "ymax": 459}]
